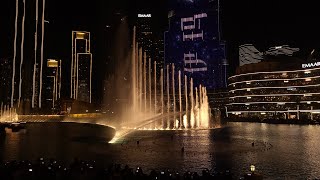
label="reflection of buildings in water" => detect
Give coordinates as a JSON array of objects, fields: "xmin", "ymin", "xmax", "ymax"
[
  {"xmin": 181, "ymin": 130, "xmax": 212, "ymax": 171},
  {"xmin": 3, "ymin": 130, "xmax": 21, "ymax": 160}
]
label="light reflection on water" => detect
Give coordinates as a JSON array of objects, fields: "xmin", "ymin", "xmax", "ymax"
[{"xmin": 1, "ymin": 122, "xmax": 320, "ymax": 179}]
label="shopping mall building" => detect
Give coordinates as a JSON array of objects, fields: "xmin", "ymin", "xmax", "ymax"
[{"xmin": 227, "ymin": 55, "xmax": 320, "ymax": 120}]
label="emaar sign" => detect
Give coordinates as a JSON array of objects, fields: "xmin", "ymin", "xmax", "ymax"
[
  {"xmin": 302, "ymin": 62, "xmax": 320, "ymax": 68},
  {"xmin": 138, "ymin": 14, "xmax": 151, "ymax": 18}
]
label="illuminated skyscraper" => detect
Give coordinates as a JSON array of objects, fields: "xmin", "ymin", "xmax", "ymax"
[
  {"xmin": 71, "ymin": 31, "xmax": 92, "ymax": 103},
  {"xmin": 165, "ymin": 0, "xmax": 228, "ymax": 89},
  {"xmin": 45, "ymin": 59, "xmax": 62, "ymax": 109}
]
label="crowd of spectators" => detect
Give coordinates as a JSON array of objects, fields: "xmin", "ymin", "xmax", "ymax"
[{"xmin": 0, "ymin": 158, "xmax": 234, "ymax": 180}]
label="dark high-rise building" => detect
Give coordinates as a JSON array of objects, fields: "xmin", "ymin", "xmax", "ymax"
[
  {"xmin": 136, "ymin": 14, "xmax": 165, "ymax": 75},
  {"xmin": 136, "ymin": 13, "xmax": 153, "ymax": 58},
  {"xmin": 0, "ymin": 57, "xmax": 13, "ymax": 105},
  {"xmin": 165, "ymin": 0, "xmax": 228, "ymax": 89},
  {"xmin": 78, "ymin": 53, "xmax": 92, "ymax": 103},
  {"xmin": 153, "ymin": 32, "xmax": 165, "ymax": 72}
]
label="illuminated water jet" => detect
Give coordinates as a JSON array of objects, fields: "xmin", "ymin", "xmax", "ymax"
[{"xmin": 107, "ymin": 26, "xmax": 219, "ymax": 143}]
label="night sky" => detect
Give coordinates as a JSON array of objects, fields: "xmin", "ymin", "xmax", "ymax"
[{"xmin": 1, "ymin": 0, "xmax": 320, "ymax": 102}]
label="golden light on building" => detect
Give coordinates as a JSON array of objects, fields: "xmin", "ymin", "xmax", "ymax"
[
  {"xmin": 46, "ymin": 59, "xmax": 62, "ymax": 109},
  {"xmin": 71, "ymin": 31, "xmax": 92, "ymax": 103},
  {"xmin": 76, "ymin": 32, "xmax": 86, "ymax": 39},
  {"xmin": 47, "ymin": 59, "xmax": 58, "ymax": 67}
]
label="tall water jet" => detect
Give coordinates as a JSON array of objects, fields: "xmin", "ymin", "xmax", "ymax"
[
  {"xmin": 160, "ymin": 68, "xmax": 164, "ymax": 127},
  {"xmin": 195, "ymin": 87, "xmax": 200, "ymax": 128},
  {"xmin": 190, "ymin": 78, "xmax": 195, "ymax": 128},
  {"xmin": 166, "ymin": 65, "xmax": 170, "ymax": 128},
  {"xmin": 18, "ymin": 0, "xmax": 26, "ymax": 107},
  {"xmin": 131, "ymin": 27, "xmax": 136, "ymax": 114},
  {"xmin": 178, "ymin": 70, "xmax": 182, "ymax": 128},
  {"xmin": 202, "ymin": 87, "xmax": 210, "ymax": 128},
  {"xmin": 149, "ymin": 58, "xmax": 152, "ymax": 113},
  {"xmin": 143, "ymin": 52, "xmax": 147, "ymax": 112},
  {"xmin": 184, "ymin": 75, "xmax": 188, "ymax": 128},
  {"xmin": 172, "ymin": 64, "xmax": 176, "ymax": 128},
  {"xmin": 39, "ymin": 0, "xmax": 46, "ymax": 108},
  {"xmin": 154, "ymin": 61, "xmax": 157, "ymax": 114},
  {"xmin": 199, "ymin": 84, "xmax": 202, "ymax": 127},
  {"xmin": 135, "ymin": 43, "xmax": 139, "ymax": 111},
  {"xmin": 138, "ymin": 48, "xmax": 142, "ymax": 112},
  {"xmin": 11, "ymin": 0, "xmax": 19, "ymax": 107}
]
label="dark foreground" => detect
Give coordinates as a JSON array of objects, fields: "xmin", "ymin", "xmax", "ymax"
[{"xmin": 0, "ymin": 158, "xmax": 237, "ymax": 180}]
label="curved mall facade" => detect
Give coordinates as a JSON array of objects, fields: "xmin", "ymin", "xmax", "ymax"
[{"xmin": 227, "ymin": 60, "xmax": 320, "ymax": 120}]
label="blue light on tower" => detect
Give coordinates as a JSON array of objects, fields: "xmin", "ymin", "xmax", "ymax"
[{"xmin": 165, "ymin": 0, "xmax": 227, "ymax": 89}]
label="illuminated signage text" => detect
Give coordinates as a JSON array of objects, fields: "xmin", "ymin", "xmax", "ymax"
[
  {"xmin": 302, "ymin": 62, "xmax": 320, "ymax": 68},
  {"xmin": 138, "ymin": 14, "xmax": 151, "ymax": 18}
]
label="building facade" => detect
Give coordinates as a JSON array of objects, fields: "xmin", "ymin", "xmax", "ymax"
[
  {"xmin": 71, "ymin": 31, "xmax": 92, "ymax": 103},
  {"xmin": 165, "ymin": 0, "xmax": 227, "ymax": 89},
  {"xmin": 136, "ymin": 14, "xmax": 165, "ymax": 75},
  {"xmin": 44, "ymin": 59, "xmax": 62, "ymax": 110},
  {"xmin": 0, "ymin": 57, "xmax": 13, "ymax": 105},
  {"xmin": 136, "ymin": 14, "xmax": 153, "ymax": 58},
  {"xmin": 227, "ymin": 58, "xmax": 320, "ymax": 120}
]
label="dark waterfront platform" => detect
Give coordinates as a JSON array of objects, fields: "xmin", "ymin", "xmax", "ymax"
[
  {"xmin": 225, "ymin": 117, "xmax": 320, "ymax": 125},
  {"xmin": 0, "ymin": 122, "xmax": 27, "ymax": 132}
]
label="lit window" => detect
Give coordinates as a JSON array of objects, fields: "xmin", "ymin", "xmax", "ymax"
[{"xmin": 305, "ymin": 78, "xmax": 311, "ymax": 81}]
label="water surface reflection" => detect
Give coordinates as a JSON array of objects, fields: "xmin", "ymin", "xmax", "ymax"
[{"xmin": 1, "ymin": 122, "xmax": 320, "ymax": 179}]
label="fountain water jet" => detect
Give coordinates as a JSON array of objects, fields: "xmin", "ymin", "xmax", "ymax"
[
  {"xmin": 190, "ymin": 78, "xmax": 195, "ymax": 128},
  {"xmin": 172, "ymin": 64, "xmax": 176, "ymax": 128},
  {"xmin": 149, "ymin": 58, "xmax": 152, "ymax": 113},
  {"xmin": 107, "ymin": 26, "xmax": 218, "ymax": 143},
  {"xmin": 178, "ymin": 70, "xmax": 182, "ymax": 128},
  {"xmin": 154, "ymin": 61, "xmax": 157, "ymax": 114},
  {"xmin": 166, "ymin": 65, "xmax": 170, "ymax": 129},
  {"xmin": 0, "ymin": 105, "xmax": 18, "ymax": 123}
]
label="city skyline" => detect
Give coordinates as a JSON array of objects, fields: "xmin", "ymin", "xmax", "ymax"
[
  {"xmin": 1, "ymin": 0, "xmax": 320, "ymax": 107},
  {"xmin": 2, "ymin": 1, "xmax": 320, "ymax": 178}
]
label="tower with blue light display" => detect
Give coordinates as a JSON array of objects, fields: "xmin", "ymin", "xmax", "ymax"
[{"xmin": 165, "ymin": 0, "xmax": 227, "ymax": 89}]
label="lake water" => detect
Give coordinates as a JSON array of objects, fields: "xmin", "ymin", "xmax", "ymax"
[{"xmin": 1, "ymin": 122, "xmax": 320, "ymax": 179}]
